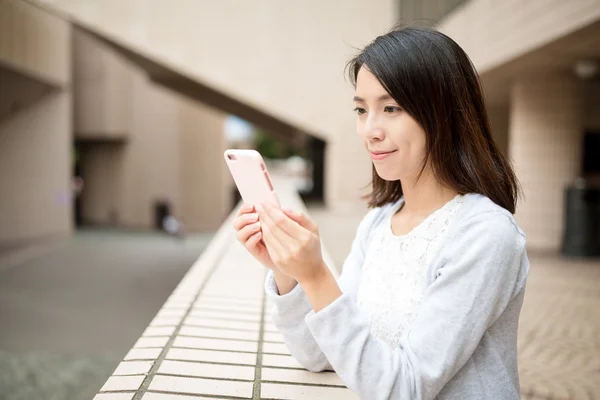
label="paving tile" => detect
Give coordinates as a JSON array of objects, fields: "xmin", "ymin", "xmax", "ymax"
[
  {"xmin": 261, "ymin": 383, "xmax": 359, "ymax": 399},
  {"xmin": 203, "ymin": 288, "xmax": 264, "ymax": 304},
  {"xmin": 198, "ymin": 294, "xmax": 262, "ymax": 305},
  {"xmin": 124, "ymin": 348, "xmax": 163, "ymax": 361},
  {"xmin": 188, "ymin": 309, "xmax": 262, "ymax": 322},
  {"xmin": 167, "ymin": 294, "xmax": 196, "ymax": 302},
  {"xmin": 113, "ymin": 361, "xmax": 154, "ymax": 376},
  {"xmin": 143, "ymin": 326, "xmax": 177, "ymax": 337},
  {"xmin": 94, "ymin": 394, "xmax": 135, "ymax": 400},
  {"xmin": 166, "ymin": 348, "xmax": 257, "ymax": 365},
  {"xmin": 185, "ymin": 316, "xmax": 260, "ymax": 331},
  {"xmin": 100, "ymin": 375, "xmax": 145, "ymax": 392},
  {"xmin": 261, "ymin": 367, "xmax": 345, "ymax": 386},
  {"xmin": 150, "ymin": 316, "xmax": 182, "ymax": 327},
  {"xmin": 263, "ymin": 331, "xmax": 285, "ymax": 343},
  {"xmin": 163, "ymin": 299, "xmax": 193, "ymax": 308},
  {"xmin": 192, "ymin": 302, "xmax": 262, "ymax": 314},
  {"xmin": 262, "ymin": 342, "xmax": 291, "ymax": 355},
  {"xmin": 262, "ymin": 354, "xmax": 304, "ymax": 369},
  {"xmin": 142, "ymin": 393, "xmax": 216, "ymax": 400},
  {"xmin": 179, "ymin": 326, "xmax": 259, "ymax": 341},
  {"xmin": 263, "ymin": 322, "xmax": 279, "ymax": 333},
  {"xmin": 148, "ymin": 375, "xmax": 253, "ymax": 398},
  {"xmin": 157, "ymin": 309, "xmax": 187, "ymax": 317},
  {"xmin": 158, "ymin": 360, "xmax": 255, "ymax": 380},
  {"xmin": 173, "ymin": 336, "xmax": 258, "ymax": 353},
  {"xmin": 134, "ymin": 336, "xmax": 170, "ymax": 348},
  {"xmin": 173, "ymin": 283, "xmax": 203, "ymax": 294}
]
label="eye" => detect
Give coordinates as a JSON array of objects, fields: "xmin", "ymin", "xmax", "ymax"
[
  {"xmin": 353, "ymin": 107, "xmax": 367, "ymax": 115},
  {"xmin": 384, "ymin": 106, "xmax": 402, "ymax": 113}
]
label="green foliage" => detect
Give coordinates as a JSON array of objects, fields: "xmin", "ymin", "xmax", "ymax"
[{"xmin": 255, "ymin": 130, "xmax": 306, "ymax": 159}]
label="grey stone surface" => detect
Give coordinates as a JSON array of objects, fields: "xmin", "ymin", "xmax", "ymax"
[{"xmin": 0, "ymin": 229, "xmax": 212, "ymax": 400}]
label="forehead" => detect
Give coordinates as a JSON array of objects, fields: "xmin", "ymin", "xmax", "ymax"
[{"xmin": 355, "ymin": 67, "xmax": 388, "ymax": 96}]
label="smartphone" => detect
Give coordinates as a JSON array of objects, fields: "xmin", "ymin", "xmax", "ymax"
[{"xmin": 224, "ymin": 149, "xmax": 280, "ymax": 207}]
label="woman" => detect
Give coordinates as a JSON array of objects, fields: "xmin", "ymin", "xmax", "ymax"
[{"xmin": 233, "ymin": 26, "xmax": 529, "ymax": 399}]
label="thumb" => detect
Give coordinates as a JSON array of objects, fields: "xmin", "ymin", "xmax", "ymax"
[{"xmin": 282, "ymin": 208, "xmax": 318, "ymax": 232}]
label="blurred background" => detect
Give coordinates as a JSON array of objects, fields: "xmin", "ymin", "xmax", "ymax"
[{"xmin": 0, "ymin": 0, "xmax": 599, "ymax": 399}]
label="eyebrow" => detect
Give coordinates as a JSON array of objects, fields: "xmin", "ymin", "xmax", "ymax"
[{"xmin": 353, "ymin": 94, "xmax": 394, "ymax": 102}]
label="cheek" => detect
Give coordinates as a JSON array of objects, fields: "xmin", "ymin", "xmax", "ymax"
[
  {"xmin": 356, "ymin": 119, "xmax": 366, "ymax": 139},
  {"xmin": 391, "ymin": 125, "xmax": 426, "ymax": 165}
]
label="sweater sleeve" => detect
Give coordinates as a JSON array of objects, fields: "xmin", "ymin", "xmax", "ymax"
[
  {"xmin": 264, "ymin": 207, "xmax": 383, "ymax": 372},
  {"xmin": 303, "ymin": 212, "xmax": 529, "ymax": 399}
]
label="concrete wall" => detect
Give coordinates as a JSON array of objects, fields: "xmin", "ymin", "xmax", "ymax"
[
  {"xmin": 509, "ymin": 71, "xmax": 583, "ymax": 251},
  {"xmin": 77, "ymin": 60, "xmax": 229, "ymax": 232},
  {"xmin": 73, "ymin": 30, "xmax": 132, "ymax": 139},
  {"xmin": 438, "ymin": 0, "xmax": 600, "ymax": 73},
  {"xmin": 78, "ymin": 144, "xmax": 124, "ymax": 226},
  {"xmin": 78, "ymin": 69, "xmax": 180, "ymax": 229},
  {"xmin": 0, "ymin": 88, "xmax": 72, "ymax": 243},
  {"xmin": 34, "ymin": 0, "xmax": 396, "ymax": 208},
  {"xmin": 488, "ymin": 104, "xmax": 510, "ymax": 156},
  {"xmin": 0, "ymin": 0, "xmax": 70, "ymax": 86},
  {"xmin": 120, "ymin": 72, "xmax": 182, "ymax": 229},
  {"xmin": 0, "ymin": 0, "xmax": 72, "ymax": 245},
  {"xmin": 179, "ymin": 98, "xmax": 229, "ymax": 233}
]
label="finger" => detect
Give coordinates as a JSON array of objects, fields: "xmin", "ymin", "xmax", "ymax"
[
  {"xmin": 236, "ymin": 203, "xmax": 255, "ymax": 217},
  {"xmin": 245, "ymin": 230, "xmax": 262, "ymax": 249},
  {"xmin": 282, "ymin": 208, "xmax": 318, "ymax": 232},
  {"xmin": 259, "ymin": 214, "xmax": 288, "ymax": 261},
  {"xmin": 258, "ymin": 203, "xmax": 303, "ymax": 240},
  {"xmin": 233, "ymin": 212, "xmax": 259, "ymax": 231},
  {"xmin": 236, "ymin": 221, "xmax": 261, "ymax": 242}
]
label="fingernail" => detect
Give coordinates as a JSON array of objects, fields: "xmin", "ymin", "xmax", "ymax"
[{"xmin": 249, "ymin": 213, "xmax": 258, "ymax": 221}]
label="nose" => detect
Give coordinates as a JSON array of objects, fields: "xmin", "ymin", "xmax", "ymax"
[{"xmin": 363, "ymin": 113, "xmax": 385, "ymax": 141}]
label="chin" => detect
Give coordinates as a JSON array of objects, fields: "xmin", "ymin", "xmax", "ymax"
[{"xmin": 373, "ymin": 166, "xmax": 400, "ymax": 182}]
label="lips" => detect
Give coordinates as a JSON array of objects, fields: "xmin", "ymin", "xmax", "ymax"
[{"xmin": 370, "ymin": 149, "xmax": 397, "ymax": 160}]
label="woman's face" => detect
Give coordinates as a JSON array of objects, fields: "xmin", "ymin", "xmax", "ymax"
[{"xmin": 353, "ymin": 67, "xmax": 427, "ymax": 182}]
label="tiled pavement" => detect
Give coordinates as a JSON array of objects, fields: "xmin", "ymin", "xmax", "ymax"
[
  {"xmin": 94, "ymin": 189, "xmax": 353, "ymax": 400},
  {"xmin": 518, "ymin": 254, "xmax": 600, "ymax": 400},
  {"xmin": 95, "ymin": 188, "xmax": 600, "ymax": 400}
]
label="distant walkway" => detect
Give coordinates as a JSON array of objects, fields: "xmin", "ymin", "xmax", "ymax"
[{"xmin": 0, "ymin": 229, "xmax": 212, "ymax": 400}]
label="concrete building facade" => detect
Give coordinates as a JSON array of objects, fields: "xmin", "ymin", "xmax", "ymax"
[
  {"xmin": 438, "ymin": 0, "xmax": 600, "ymax": 252},
  {"xmin": 73, "ymin": 29, "xmax": 230, "ymax": 233},
  {"xmin": 1, "ymin": 0, "xmax": 599, "ymax": 253},
  {"xmin": 0, "ymin": 0, "xmax": 72, "ymax": 247}
]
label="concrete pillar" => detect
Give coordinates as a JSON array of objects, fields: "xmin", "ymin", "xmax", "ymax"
[
  {"xmin": 509, "ymin": 71, "xmax": 583, "ymax": 251},
  {"xmin": 0, "ymin": 0, "xmax": 72, "ymax": 245},
  {"xmin": 73, "ymin": 29, "xmax": 132, "ymax": 139},
  {"xmin": 179, "ymin": 99, "xmax": 230, "ymax": 233},
  {"xmin": 488, "ymin": 104, "xmax": 510, "ymax": 157},
  {"xmin": 325, "ymin": 121, "xmax": 372, "ymax": 212},
  {"xmin": 0, "ymin": 88, "xmax": 72, "ymax": 244},
  {"xmin": 120, "ymin": 72, "xmax": 181, "ymax": 229}
]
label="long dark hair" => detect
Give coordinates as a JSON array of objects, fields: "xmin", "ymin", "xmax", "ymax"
[{"xmin": 347, "ymin": 26, "xmax": 520, "ymax": 214}]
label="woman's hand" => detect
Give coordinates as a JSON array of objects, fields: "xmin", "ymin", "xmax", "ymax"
[
  {"xmin": 233, "ymin": 203, "xmax": 297, "ymax": 294},
  {"xmin": 256, "ymin": 203, "xmax": 328, "ymax": 286},
  {"xmin": 233, "ymin": 204, "xmax": 276, "ymax": 270}
]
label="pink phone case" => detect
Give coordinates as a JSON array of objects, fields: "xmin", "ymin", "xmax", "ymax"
[{"xmin": 224, "ymin": 149, "xmax": 280, "ymax": 207}]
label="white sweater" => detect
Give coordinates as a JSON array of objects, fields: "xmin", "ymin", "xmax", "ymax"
[{"xmin": 264, "ymin": 193, "xmax": 529, "ymax": 399}]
